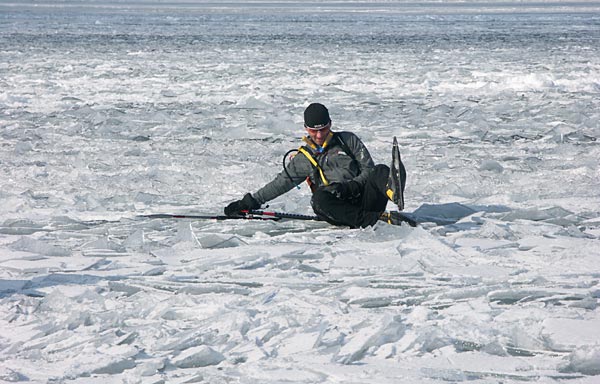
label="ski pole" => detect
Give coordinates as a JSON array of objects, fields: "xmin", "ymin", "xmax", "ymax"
[
  {"xmin": 141, "ymin": 213, "xmax": 281, "ymax": 221},
  {"xmin": 244, "ymin": 210, "xmax": 323, "ymax": 221}
]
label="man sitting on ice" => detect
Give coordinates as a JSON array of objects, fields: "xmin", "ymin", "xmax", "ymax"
[{"xmin": 224, "ymin": 103, "xmax": 408, "ymax": 228}]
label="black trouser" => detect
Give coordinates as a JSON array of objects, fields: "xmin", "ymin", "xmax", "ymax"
[{"xmin": 311, "ymin": 164, "xmax": 389, "ymax": 228}]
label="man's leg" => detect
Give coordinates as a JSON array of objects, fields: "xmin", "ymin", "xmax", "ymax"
[
  {"xmin": 311, "ymin": 188, "xmax": 362, "ymax": 227},
  {"xmin": 311, "ymin": 164, "xmax": 391, "ymax": 228},
  {"xmin": 361, "ymin": 164, "xmax": 389, "ymax": 213}
]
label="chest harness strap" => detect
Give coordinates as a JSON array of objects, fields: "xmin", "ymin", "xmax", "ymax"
[
  {"xmin": 298, "ymin": 131, "xmax": 334, "ymax": 187},
  {"xmin": 283, "ymin": 132, "xmax": 358, "ymax": 192},
  {"xmin": 298, "ymin": 147, "xmax": 329, "ymax": 187}
]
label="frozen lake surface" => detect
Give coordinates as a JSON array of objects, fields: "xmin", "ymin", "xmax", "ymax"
[{"xmin": 1, "ymin": 1, "xmax": 600, "ymax": 383}]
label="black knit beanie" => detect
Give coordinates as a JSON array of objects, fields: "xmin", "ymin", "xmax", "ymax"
[{"xmin": 304, "ymin": 103, "xmax": 331, "ymax": 129}]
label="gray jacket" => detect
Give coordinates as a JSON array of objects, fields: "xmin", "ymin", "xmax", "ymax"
[{"xmin": 253, "ymin": 131, "xmax": 375, "ymax": 204}]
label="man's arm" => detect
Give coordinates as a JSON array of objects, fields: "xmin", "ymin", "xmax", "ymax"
[
  {"xmin": 252, "ymin": 153, "xmax": 313, "ymax": 204},
  {"xmin": 339, "ymin": 132, "xmax": 376, "ymax": 186},
  {"xmin": 224, "ymin": 150, "xmax": 314, "ymax": 216}
]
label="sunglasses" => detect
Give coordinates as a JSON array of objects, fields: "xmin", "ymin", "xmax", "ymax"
[{"xmin": 304, "ymin": 122, "xmax": 331, "ymax": 131}]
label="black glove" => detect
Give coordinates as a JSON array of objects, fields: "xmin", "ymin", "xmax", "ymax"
[
  {"xmin": 224, "ymin": 193, "xmax": 261, "ymax": 216},
  {"xmin": 322, "ymin": 181, "xmax": 361, "ymax": 200}
]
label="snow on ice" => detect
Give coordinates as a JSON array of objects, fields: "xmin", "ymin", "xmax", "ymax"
[{"xmin": 1, "ymin": 1, "xmax": 600, "ymax": 383}]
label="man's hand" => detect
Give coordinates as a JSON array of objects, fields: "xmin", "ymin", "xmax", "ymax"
[
  {"xmin": 224, "ymin": 193, "xmax": 260, "ymax": 216},
  {"xmin": 321, "ymin": 181, "xmax": 361, "ymax": 200}
]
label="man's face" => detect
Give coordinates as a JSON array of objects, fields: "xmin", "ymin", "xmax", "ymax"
[{"xmin": 305, "ymin": 123, "xmax": 331, "ymax": 146}]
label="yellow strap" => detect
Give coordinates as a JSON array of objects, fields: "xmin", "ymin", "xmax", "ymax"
[
  {"xmin": 302, "ymin": 131, "xmax": 334, "ymax": 151},
  {"xmin": 298, "ymin": 147, "xmax": 329, "ymax": 186},
  {"xmin": 386, "ymin": 188, "xmax": 394, "ymax": 201}
]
